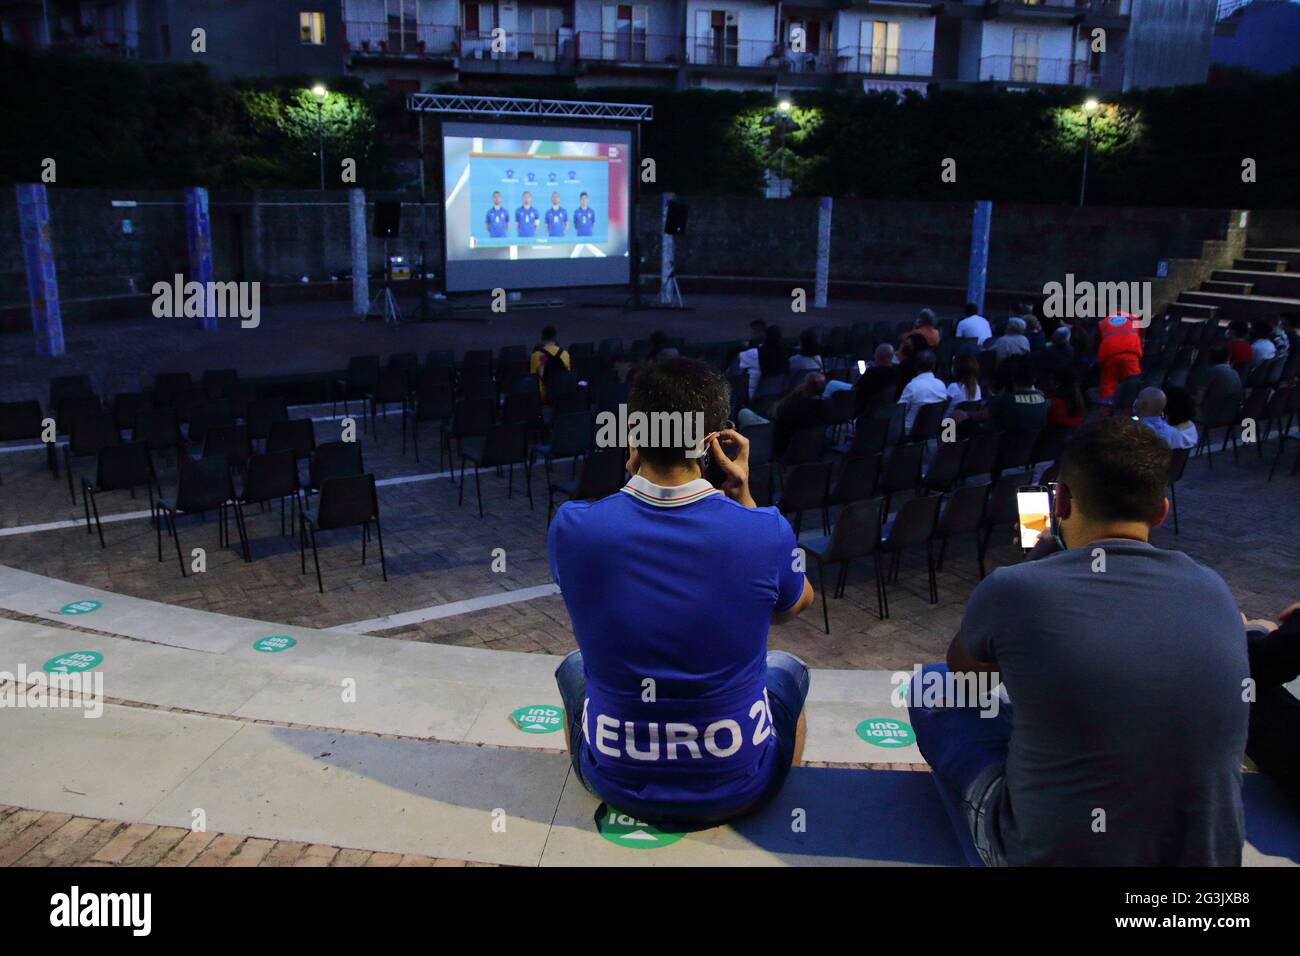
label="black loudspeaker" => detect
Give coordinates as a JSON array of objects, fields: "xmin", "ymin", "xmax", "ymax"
[
  {"xmin": 373, "ymin": 200, "xmax": 402, "ymax": 239},
  {"xmin": 664, "ymin": 200, "xmax": 689, "ymax": 236}
]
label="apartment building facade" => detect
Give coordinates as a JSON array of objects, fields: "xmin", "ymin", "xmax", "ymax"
[{"xmin": 0, "ymin": 0, "xmax": 1218, "ymax": 94}]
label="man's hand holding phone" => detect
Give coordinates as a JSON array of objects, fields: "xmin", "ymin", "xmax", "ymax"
[{"xmin": 706, "ymin": 429, "xmax": 757, "ymax": 508}]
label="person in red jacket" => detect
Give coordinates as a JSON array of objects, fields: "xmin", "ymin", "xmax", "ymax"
[{"xmin": 1096, "ymin": 312, "xmax": 1143, "ymax": 400}]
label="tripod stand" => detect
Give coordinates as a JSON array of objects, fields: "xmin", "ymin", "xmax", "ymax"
[
  {"xmin": 659, "ymin": 262, "xmax": 684, "ymax": 308},
  {"xmin": 367, "ymin": 238, "xmax": 402, "ymax": 325}
]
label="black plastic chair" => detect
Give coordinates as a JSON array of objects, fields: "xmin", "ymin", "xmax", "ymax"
[
  {"xmin": 245, "ymin": 397, "xmax": 289, "ymax": 446},
  {"xmin": 780, "ymin": 426, "xmax": 827, "ymax": 468},
  {"xmin": 111, "ymin": 392, "xmax": 150, "ymax": 440},
  {"xmin": 1168, "ymin": 446, "xmax": 1190, "ymax": 534},
  {"xmin": 267, "ymin": 418, "xmax": 317, "ymax": 464},
  {"xmin": 406, "ymin": 382, "xmax": 455, "ymax": 462},
  {"xmin": 936, "ymin": 484, "xmax": 991, "ymax": 579},
  {"xmin": 836, "ymin": 414, "xmax": 891, "ymax": 460},
  {"xmin": 776, "ymin": 461, "xmax": 832, "ymax": 535},
  {"xmin": 151, "ymin": 372, "xmax": 193, "ymax": 409},
  {"xmin": 920, "ymin": 438, "xmax": 968, "ymax": 494},
  {"xmin": 1195, "ymin": 392, "xmax": 1244, "ymax": 468},
  {"xmin": 879, "ymin": 493, "xmax": 942, "ymax": 610},
  {"xmin": 536, "ymin": 410, "xmax": 591, "ymax": 480},
  {"xmin": 156, "ymin": 455, "xmax": 237, "ymax": 577},
  {"xmin": 878, "ymin": 441, "xmax": 925, "ymax": 513},
  {"xmin": 63, "ymin": 411, "xmax": 120, "ymax": 504},
  {"xmin": 186, "ymin": 399, "xmax": 236, "ymax": 447},
  {"xmin": 333, "ymin": 355, "xmax": 381, "ymax": 421},
  {"xmin": 203, "ymin": 423, "xmax": 252, "ymax": 474},
  {"xmin": 908, "ymin": 401, "xmax": 949, "ymax": 444},
  {"xmin": 959, "ymin": 431, "xmax": 1001, "ymax": 483},
  {"xmin": 305, "ymin": 441, "xmax": 365, "ymax": 505},
  {"xmin": 548, "ymin": 448, "xmax": 626, "ymax": 523},
  {"xmin": 460, "ymin": 424, "xmax": 532, "ymax": 518},
  {"xmin": 800, "ymin": 497, "xmax": 886, "ymax": 633},
  {"xmin": 993, "ymin": 429, "xmax": 1040, "ymax": 480},
  {"xmin": 368, "ymin": 368, "xmax": 410, "ymax": 429},
  {"xmin": 441, "ymin": 398, "xmax": 495, "ymax": 479},
  {"xmin": 978, "ymin": 474, "xmax": 1022, "ymax": 561},
  {"xmin": 826, "ymin": 453, "xmax": 880, "ymax": 511},
  {"xmin": 132, "ymin": 407, "xmax": 185, "ymax": 463},
  {"xmin": 300, "ymin": 473, "xmax": 385, "ymax": 593},
  {"xmin": 81, "ymin": 443, "xmax": 156, "ymax": 548},
  {"xmin": 233, "ymin": 450, "xmax": 301, "ymax": 561}
]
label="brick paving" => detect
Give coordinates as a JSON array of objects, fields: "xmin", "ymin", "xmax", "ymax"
[{"xmin": 0, "ymin": 803, "xmax": 493, "ymax": 868}]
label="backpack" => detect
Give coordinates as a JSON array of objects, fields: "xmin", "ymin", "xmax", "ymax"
[{"xmin": 534, "ymin": 343, "xmax": 568, "ymax": 388}]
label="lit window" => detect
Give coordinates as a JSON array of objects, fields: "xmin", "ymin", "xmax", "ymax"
[{"xmin": 300, "ymin": 11, "xmax": 326, "ymax": 45}]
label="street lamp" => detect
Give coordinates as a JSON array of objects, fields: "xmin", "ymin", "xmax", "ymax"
[
  {"xmin": 1079, "ymin": 98, "xmax": 1100, "ymax": 207},
  {"xmin": 312, "ymin": 84, "xmax": 328, "ymax": 191},
  {"xmin": 772, "ymin": 99, "xmax": 796, "ymax": 198}
]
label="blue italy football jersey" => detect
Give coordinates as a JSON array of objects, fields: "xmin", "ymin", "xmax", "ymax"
[
  {"xmin": 516, "ymin": 205, "xmax": 539, "ymax": 237},
  {"xmin": 544, "ymin": 207, "xmax": 568, "ymax": 237},
  {"xmin": 573, "ymin": 207, "xmax": 596, "ymax": 236},
  {"xmin": 485, "ymin": 206, "xmax": 509, "ymax": 238}
]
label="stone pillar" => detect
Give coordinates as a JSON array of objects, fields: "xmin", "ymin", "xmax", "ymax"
[
  {"xmin": 966, "ymin": 200, "xmax": 993, "ymax": 315},
  {"xmin": 15, "ymin": 183, "xmax": 64, "ymax": 356},
  {"xmin": 349, "ymin": 188, "xmax": 369, "ymax": 318},
  {"xmin": 815, "ymin": 196, "xmax": 832, "ymax": 309},
  {"xmin": 184, "ymin": 186, "xmax": 216, "ymax": 330}
]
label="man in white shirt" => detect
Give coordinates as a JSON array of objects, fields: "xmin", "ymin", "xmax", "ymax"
[
  {"xmin": 897, "ymin": 351, "xmax": 950, "ymax": 433},
  {"xmin": 955, "ymin": 303, "xmax": 993, "ymax": 346}
]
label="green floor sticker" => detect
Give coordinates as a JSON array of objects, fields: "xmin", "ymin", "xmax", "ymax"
[
  {"xmin": 43, "ymin": 651, "xmax": 104, "ymax": 674},
  {"xmin": 595, "ymin": 805, "xmax": 686, "ymax": 849},
  {"xmin": 509, "ymin": 704, "xmax": 564, "ymax": 734},
  {"xmin": 855, "ymin": 717, "xmax": 916, "ymax": 748},
  {"xmin": 253, "ymin": 635, "xmax": 296, "ymax": 653},
  {"xmin": 59, "ymin": 600, "xmax": 102, "ymax": 616}
]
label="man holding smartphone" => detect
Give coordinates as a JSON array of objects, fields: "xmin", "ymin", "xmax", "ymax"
[
  {"xmin": 549, "ymin": 358, "xmax": 815, "ymax": 825},
  {"xmin": 909, "ymin": 418, "xmax": 1249, "ymax": 865}
]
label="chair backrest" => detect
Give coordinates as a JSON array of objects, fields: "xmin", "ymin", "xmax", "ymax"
[
  {"xmin": 480, "ymin": 424, "xmax": 529, "ymax": 466},
  {"xmin": 879, "ymin": 441, "xmax": 925, "ymax": 493},
  {"xmin": 242, "ymin": 450, "xmax": 300, "ymax": 502},
  {"xmin": 824, "ymin": 497, "xmax": 885, "ymax": 562},
  {"xmin": 310, "ymin": 441, "xmax": 364, "ymax": 490},
  {"xmin": 781, "ymin": 426, "xmax": 826, "ymax": 466},
  {"xmin": 187, "ymin": 399, "xmax": 236, "ymax": 443},
  {"xmin": 574, "ymin": 448, "xmax": 627, "ymax": 499},
  {"xmin": 56, "ymin": 396, "xmax": 102, "ymax": 432},
  {"xmin": 458, "ymin": 366, "xmax": 495, "ymax": 401},
  {"xmin": 176, "ymin": 455, "xmax": 235, "ymax": 513},
  {"xmin": 245, "ymin": 398, "xmax": 289, "ymax": 440},
  {"xmin": 316, "ymin": 474, "xmax": 379, "ymax": 530},
  {"xmin": 740, "ymin": 421, "xmax": 774, "ymax": 466},
  {"xmin": 414, "ymin": 382, "xmax": 456, "ymax": 421},
  {"xmin": 415, "ymin": 365, "xmax": 454, "ymax": 389},
  {"xmin": 0, "ymin": 401, "xmax": 44, "ymax": 442},
  {"xmin": 267, "ymin": 418, "xmax": 316, "ymax": 459},
  {"xmin": 222, "ymin": 382, "xmax": 258, "ymax": 421},
  {"xmin": 777, "ymin": 461, "xmax": 832, "ymax": 513},
  {"xmin": 846, "ymin": 414, "xmax": 891, "ymax": 459},
  {"xmin": 826, "ymin": 387, "xmax": 856, "ymax": 426},
  {"xmin": 909, "ymin": 401, "xmax": 949, "ymax": 443},
  {"xmin": 372, "ymin": 368, "xmax": 409, "ymax": 403},
  {"xmin": 453, "ymin": 398, "xmax": 496, "ymax": 437},
  {"xmin": 938, "ymin": 483, "xmax": 990, "ymax": 537},
  {"xmin": 204, "ymin": 423, "xmax": 251, "ymax": 465},
  {"xmin": 151, "ymin": 372, "xmax": 193, "ymax": 407},
  {"xmin": 132, "ymin": 407, "xmax": 181, "ymax": 450},
  {"xmin": 883, "ymin": 494, "xmax": 941, "ymax": 550},
  {"xmin": 1200, "ymin": 391, "xmax": 1242, "ymax": 428},
  {"xmin": 69, "ymin": 411, "xmax": 121, "ymax": 457},
  {"xmin": 922, "ymin": 438, "xmax": 968, "ymax": 491},
  {"xmin": 984, "ymin": 474, "xmax": 1022, "ymax": 529},
  {"xmin": 1111, "ymin": 375, "xmax": 1144, "ymax": 414},
  {"xmin": 547, "ymin": 411, "xmax": 592, "ymax": 458},
  {"xmin": 501, "ymin": 391, "xmax": 543, "ymax": 428},
  {"xmin": 1168, "ymin": 446, "xmax": 1190, "ymax": 484},
  {"xmin": 1262, "ymin": 385, "xmax": 1292, "ymax": 419},
  {"xmin": 344, "ymin": 355, "xmax": 381, "ymax": 388},
  {"xmin": 961, "ymin": 431, "xmax": 1001, "ymax": 479},
  {"xmin": 829, "ymin": 453, "xmax": 880, "ymax": 505},
  {"xmin": 96, "ymin": 442, "xmax": 154, "ymax": 492},
  {"xmin": 994, "ymin": 428, "xmax": 1040, "ymax": 476},
  {"xmin": 112, "ymin": 392, "xmax": 150, "ymax": 433}
]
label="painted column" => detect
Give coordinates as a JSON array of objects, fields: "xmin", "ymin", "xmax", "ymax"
[
  {"xmin": 184, "ymin": 186, "xmax": 216, "ymax": 330},
  {"xmin": 15, "ymin": 183, "xmax": 64, "ymax": 357},
  {"xmin": 966, "ymin": 200, "xmax": 993, "ymax": 315},
  {"xmin": 659, "ymin": 191, "xmax": 675, "ymax": 305},
  {"xmin": 815, "ymin": 196, "xmax": 832, "ymax": 309},
  {"xmin": 349, "ymin": 188, "xmax": 369, "ymax": 318}
]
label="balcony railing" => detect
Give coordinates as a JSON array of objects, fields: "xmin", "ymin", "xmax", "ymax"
[
  {"xmin": 575, "ymin": 31, "xmax": 686, "ymax": 65},
  {"xmin": 344, "ymin": 20, "xmax": 458, "ymax": 56},
  {"xmin": 836, "ymin": 46, "xmax": 934, "ymax": 77},
  {"xmin": 460, "ymin": 30, "xmax": 577, "ymax": 63},
  {"xmin": 1079, "ymin": 0, "xmax": 1132, "ymax": 14},
  {"xmin": 978, "ymin": 54, "xmax": 1088, "ymax": 85}
]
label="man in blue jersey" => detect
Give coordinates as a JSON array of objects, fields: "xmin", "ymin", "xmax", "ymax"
[
  {"xmin": 515, "ymin": 191, "xmax": 539, "ymax": 238},
  {"xmin": 550, "ymin": 358, "xmax": 816, "ymax": 825},
  {"xmin": 544, "ymin": 191, "xmax": 568, "ymax": 238},
  {"xmin": 485, "ymin": 191, "xmax": 509, "ymax": 239},
  {"xmin": 573, "ymin": 192, "xmax": 596, "ymax": 237}
]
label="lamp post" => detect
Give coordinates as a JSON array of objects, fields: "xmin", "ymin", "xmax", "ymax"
[
  {"xmin": 312, "ymin": 84, "xmax": 328, "ymax": 191},
  {"xmin": 1079, "ymin": 97, "xmax": 1099, "ymax": 207},
  {"xmin": 776, "ymin": 99, "xmax": 793, "ymax": 199}
]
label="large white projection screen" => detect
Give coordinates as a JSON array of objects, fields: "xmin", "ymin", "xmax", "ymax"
[{"xmin": 441, "ymin": 121, "xmax": 633, "ymax": 293}]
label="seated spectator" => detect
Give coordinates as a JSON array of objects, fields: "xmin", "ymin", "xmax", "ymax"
[
  {"xmin": 646, "ymin": 330, "xmax": 680, "ymax": 362},
  {"xmin": 737, "ymin": 325, "xmax": 788, "ymax": 400},
  {"xmin": 1227, "ymin": 319, "xmax": 1253, "ymax": 370},
  {"xmin": 1039, "ymin": 327, "xmax": 1075, "ymax": 374},
  {"xmin": 788, "ymin": 328, "xmax": 824, "ymax": 375},
  {"xmin": 1197, "ymin": 346, "xmax": 1244, "ymax": 413},
  {"xmin": 1046, "ymin": 368, "xmax": 1085, "ymax": 429},
  {"xmin": 550, "ymin": 357, "xmax": 815, "ymax": 825},
  {"xmin": 946, "ymin": 354, "xmax": 982, "ymax": 413},
  {"xmin": 897, "ymin": 351, "xmax": 949, "ymax": 433},
  {"xmin": 1163, "ymin": 386, "xmax": 1199, "ymax": 449},
  {"xmin": 1250, "ymin": 319, "xmax": 1277, "ymax": 364},
  {"xmin": 956, "ymin": 303, "xmax": 993, "ymax": 346},
  {"xmin": 1281, "ymin": 314, "xmax": 1300, "ymax": 356},
  {"xmin": 989, "ymin": 317, "xmax": 1030, "ymax": 365},
  {"xmin": 960, "ymin": 358, "xmax": 1047, "ymax": 435},
  {"xmin": 1023, "ymin": 315, "xmax": 1046, "ymax": 351},
  {"xmin": 1134, "ymin": 387, "xmax": 1196, "ymax": 450},
  {"xmin": 853, "ymin": 344, "xmax": 901, "ymax": 417},
  {"xmin": 903, "ymin": 309, "xmax": 941, "ymax": 350},
  {"xmin": 530, "ymin": 325, "xmax": 571, "ymax": 400},
  {"xmin": 772, "ymin": 373, "xmax": 828, "ymax": 458},
  {"xmin": 1243, "ymin": 602, "xmax": 1300, "ymax": 799},
  {"xmin": 909, "ymin": 417, "xmax": 1249, "ymax": 865},
  {"xmin": 747, "ymin": 319, "xmax": 768, "ymax": 349}
]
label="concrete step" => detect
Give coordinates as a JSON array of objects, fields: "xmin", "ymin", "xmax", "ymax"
[
  {"xmin": 1202, "ymin": 280, "xmax": 1254, "ymax": 295},
  {"xmin": 1179, "ymin": 290, "xmax": 1300, "ymax": 320},
  {"xmin": 1169, "ymin": 301, "xmax": 1220, "ymax": 320},
  {"xmin": 1245, "ymin": 248, "xmax": 1300, "ymax": 270},
  {"xmin": 1233, "ymin": 258, "xmax": 1288, "ymax": 272},
  {"xmin": 1211, "ymin": 269, "xmax": 1300, "ymax": 298}
]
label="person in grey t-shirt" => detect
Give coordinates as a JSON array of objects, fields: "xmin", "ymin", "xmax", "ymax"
[{"xmin": 909, "ymin": 417, "xmax": 1249, "ymax": 866}]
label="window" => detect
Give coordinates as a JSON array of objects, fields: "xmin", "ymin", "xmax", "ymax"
[
  {"xmin": 386, "ymin": 0, "xmax": 418, "ymax": 51},
  {"xmin": 693, "ymin": 10, "xmax": 737, "ymax": 66},
  {"xmin": 601, "ymin": 5, "xmax": 647, "ymax": 61},
  {"xmin": 1011, "ymin": 30, "xmax": 1041, "ymax": 82},
  {"xmin": 862, "ymin": 20, "xmax": 899, "ymax": 75},
  {"xmin": 299, "ymin": 11, "xmax": 326, "ymax": 45}
]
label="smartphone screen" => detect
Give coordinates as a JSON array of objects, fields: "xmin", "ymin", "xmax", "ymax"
[
  {"xmin": 857, "ymin": 360, "xmax": 867, "ymax": 375},
  {"xmin": 1017, "ymin": 486, "xmax": 1052, "ymax": 550}
]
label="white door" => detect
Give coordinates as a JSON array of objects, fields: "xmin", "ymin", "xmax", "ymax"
[
  {"xmin": 1012, "ymin": 30, "xmax": 1040, "ymax": 82},
  {"xmin": 532, "ymin": 8, "xmax": 562, "ymax": 61}
]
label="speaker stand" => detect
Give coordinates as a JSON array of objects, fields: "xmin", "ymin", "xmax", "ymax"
[
  {"xmin": 366, "ymin": 239, "xmax": 402, "ymax": 326},
  {"xmin": 660, "ymin": 266, "xmax": 684, "ymax": 308}
]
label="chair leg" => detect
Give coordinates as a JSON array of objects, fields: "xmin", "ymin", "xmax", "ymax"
[
  {"xmin": 1170, "ymin": 482, "xmax": 1179, "ymax": 534},
  {"xmin": 311, "ymin": 527, "xmax": 323, "ymax": 593},
  {"xmin": 524, "ymin": 458, "xmax": 534, "ymax": 511},
  {"xmin": 171, "ymin": 513, "xmax": 186, "ymax": 577},
  {"xmin": 507, "ymin": 461, "xmax": 514, "ymax": 498},
  {"xmin": 926, "ymin": 542, "xmax": 938, "ymax": 604},
  {"xmin": 375, "ymin": 515, "xmax": 387, "ymax": 582},
  {"xmin": 235, "ymin": 502, "xmax": 251, "ymax": 562},
  {"xmin": 90, "ymin": 490, "xmax": 106, "ymax": 549},
  {"xmin": 458, "ymin": 458, "xmax": 467, "ymax": 506},
  {"xmin": 817, "ymin": 561, "xmax": 830, "ymax": 634},
  {"xmin": 299, "ymin": 515, "xmax": 307, "ymax": 575},
  {"xmin": 361, "ymin": 520, "xmax": 367, "ymax": 565},
  {"xmin": 475, "ymin": 466, "xmax": 484, "ymax": 519},
  {"xmin": 836, "ymin": 562, "xmax": 849, "ymax": 599},
  {"xmin": 874, "ymin": 552, "xmax": 888, "ymax": 619},
  {"xmin": 65, "ymin": 448, "xmax": 75, "ymax": 504},
  {"xmin": 82, "ymin": 481, "xmax": 92, "ymax": 534}
]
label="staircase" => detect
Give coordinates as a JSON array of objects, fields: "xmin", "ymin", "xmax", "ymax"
[{"xmin": 1168, "ymin": 246, "xmax": 1300, "ymax": 325}]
